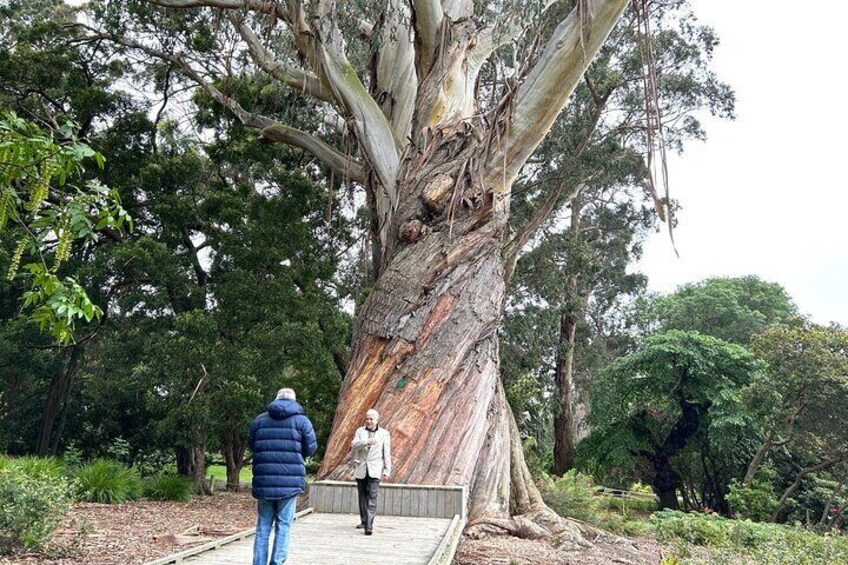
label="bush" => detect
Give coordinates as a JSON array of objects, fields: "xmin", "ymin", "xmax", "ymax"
[
  {"xmin": 142, "ymin": 474, "xmax": 193, "ymax": 501},
  {"xmin": 653, "ymin": 509, "xmax": 848, "ymax": 564},
  {"xmin": 0, "ymin": 467, "xmax": 74, "ymax": 554},
  {"xmin": 727, "ymin": 479, "xmax": 778, "ymax": 522},
  {"xmin": 3, "ymin": 456, "xmax": 66, "ymax": 479},
  {"xmin": 537, "ymin": 470, "xmax": 602, "ymax": 523},
  {"xmin": 74, "ymin": 459, "xmax": 142, "ymax": 504}
]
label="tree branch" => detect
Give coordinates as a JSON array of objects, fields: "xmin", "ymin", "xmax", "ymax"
[
  {"xmin": 371, "ymin": 0, "xmax": 417, "ymax": 143},
  {"xmin": 471, "ymin": 0, "xmax": 558, "ymax": 72},
  {"xmin": 410, "ymin": 0, "xmax": 443, "ymax": 78},
  {"xmin": 142, "ymin": 0, "xmax": 282, "ymax": 13},
  {"xmin": 486, "ymin": 0, "xmax": 629, "ymax": 190},
  {"xmin": 98, "ymin": 31, "xmax": 366, "ymax": 183},
  {"xmin": 226, "ymin": 13, "xmax": 335, "ymax": 103}
]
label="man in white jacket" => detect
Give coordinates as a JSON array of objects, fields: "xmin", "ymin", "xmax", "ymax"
[{"xmin": 350, "ymin": 408, "xmax": 391, "ymax": 535}]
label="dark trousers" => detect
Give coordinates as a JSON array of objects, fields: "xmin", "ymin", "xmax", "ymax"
[{"xmin": 356, "ymin": 472, "xmax": 380, "ymax": 531}]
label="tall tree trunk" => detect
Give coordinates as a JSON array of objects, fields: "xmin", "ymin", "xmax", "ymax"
[
  {"xmin": 221, "ymin": 427, "xmax": 246, "ymax": 492},
  {"xmin": 176, "ymin": 436, "xmax": 210, "ymax": 495},
  {"xmin": 553, "ymin": 196, "xmax": 584, "ymax": 476},
  {"xmin": 553, "ymin": 291, "xmax": 580, "ymax": 475},
  {"xmin": 320, "ymin": 223, "xmax": 539, "ymax": 522},
  {"xmin": 37, "ymin": 345, "xmax": 83, "ymax": 456}
]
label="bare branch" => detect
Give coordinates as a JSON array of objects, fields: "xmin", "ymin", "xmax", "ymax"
[
  {"xmin": 226, "ymin": 13, "xmax": 335, "ymax": 103},
  {"xmin": 257, "ymin": 123, "xmax": 366, "ymax": 183},
  {"xmin": 503, "ymin": 83, "xmax": 612, "ymax": 277},
  {"xmin": 100, "ymin": 31, "xmax": 366, "ymax": 183},
  {"xmin": 410, "ymin": 0, "xmax": 443, "ymax": 77},
  {"xmin": 504, "ymin": 178, "xmax": 589, "ymax": 283},
  {"xmin": 486, "ymin": 0, "xmax": 629, "ymax": 190},
  {"xmin": 471, "ymin": 0, "xmax": 558, "ymax": 71},
  {"xmin": 442, "ymin": 0, "xmax": 472, "ymax": 20},
  {"xmin": 143, "ymin": 0, "xmax": 282, "ymax": 15},
  {"xmin": 372, "ymin": 0, "xmax": 417, "ymax": 143}
]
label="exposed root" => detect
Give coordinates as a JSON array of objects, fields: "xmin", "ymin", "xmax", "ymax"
[{"xmin": 466, "ymin": 507, "xmax": 637, "ymax": 552}]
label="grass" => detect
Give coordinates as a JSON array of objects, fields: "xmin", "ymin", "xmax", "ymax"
[{"xmin": 206, "ymin": 464, "xmax": 252, "ymax": 484}]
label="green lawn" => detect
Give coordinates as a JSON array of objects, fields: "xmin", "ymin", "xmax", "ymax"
[{"xmin": 207, "ymin": 464, "xmax": 252, "ymax": 483}]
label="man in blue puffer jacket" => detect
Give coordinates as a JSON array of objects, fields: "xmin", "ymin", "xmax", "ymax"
[{"xmin": 249, "ymin": 387, "xmax": 317, "ymax": 565}]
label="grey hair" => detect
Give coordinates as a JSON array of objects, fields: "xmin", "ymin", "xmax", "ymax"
[
  {"xmin": 366, "ymin": 408, "xmax": 379, "ymax": 420},
  {"xmin": 276, "ymin": 387, "xmax": 296, "ymax": 401}
]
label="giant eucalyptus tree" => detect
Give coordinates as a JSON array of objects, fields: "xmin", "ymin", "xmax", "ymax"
[{"xmin": 88, "ymin": 0, "xmax": 654, "ymax": 535}]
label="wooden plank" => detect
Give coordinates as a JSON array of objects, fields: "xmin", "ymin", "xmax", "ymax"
[
  {"xmin": 380, "ymin": 483, "xmax": 391, "ymax": 515},
  {"xmin": 171, "ymin": 513, "xmax": 454, "ymax": 565},
  {"xmin": 427, "ymin": 488, "xmax": 439, "ymax": 518},
  {"xmin": 402, "ymin": 487, "xmax": 413, "ymax": 517}
]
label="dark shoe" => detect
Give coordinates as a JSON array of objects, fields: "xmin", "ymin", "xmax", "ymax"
[
  {"xmin": 364, "ymin": 529, "xmax": 373, "ymax": 535},
  {"xmin": 356, "ymin": 523, "xmax": 365, "ymax": 529}
]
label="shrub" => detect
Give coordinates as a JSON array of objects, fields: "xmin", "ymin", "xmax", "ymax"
[
  {"xmin": 0, "ymin": 467, "xmax": 74, "ymax": 554},
  {"xmin": 142, "ymin": 474, "xmax": 193, "ymax": 501},
  {"xmin": 5, "ymin": 456, "xmax": 66, "ymax": 479},
  {"xmin": 652, "ymin": 510, "xmax": 732, "ymax": 548},
  {"xmin": 652, "ymin": 509, "xmax": 848, "ymax": 564},
  {"xmin": 727, "ymin": 479, "xmax": 778, "ymax": 522},
  {"xmin": 537, "ymin": 470, "xmax": 602, "ymax": 523},
  {"xmin": 74, "ymin": 459, "xmax": 142, "ymax": 504}
]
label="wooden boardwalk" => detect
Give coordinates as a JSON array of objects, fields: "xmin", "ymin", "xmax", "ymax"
[
  {"xmin": 146, "ymin": 482, "xmax": 466, "ymax": 565},
  {"xmin": 170, "ymin": 512, "xmax": 453, "ymax": 564}
]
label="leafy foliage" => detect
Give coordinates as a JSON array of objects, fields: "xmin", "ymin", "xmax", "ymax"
[
  {"xmin": 653, "ymin": 510, "xmax": 848, "ymax": 564},
  {"xmin": 74, "ymin": 459, "xmax": 142, "ymax": 504},
  {"xmin": 0, "ymin": 462, "xmax": 74, "ymax": 554},
  {"xmin": 0, "ymin": 112, "xmax": 130, "ymax": 343},
  {"xmin": 141, "ymin": 473, "xmax": 193, "ymax": 501},
  {"xmin": 582, "ymin": 330, "xmax": 761, "ymax": 509},
  {"xmin": 727, "ymin": 479, "xmax": 779, "ymax": 522},
  {"xmin": 638, "ymin": 276, "xmax": 797, "ymax": 345}
]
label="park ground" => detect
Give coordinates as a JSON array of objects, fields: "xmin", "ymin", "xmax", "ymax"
[{"xmin": 0, "ymin": 491, "xmax": 668, "ymax": 565}]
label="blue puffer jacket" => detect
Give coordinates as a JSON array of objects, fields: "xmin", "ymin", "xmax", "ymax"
[{"xmin": 249, "ymin": 398, "xmax": 317, "ymax": 500}]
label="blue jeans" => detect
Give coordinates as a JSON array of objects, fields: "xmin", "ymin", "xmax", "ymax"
[{"xmin": 253, "ymin": 496, "xmax": 297, "ymax": 565}]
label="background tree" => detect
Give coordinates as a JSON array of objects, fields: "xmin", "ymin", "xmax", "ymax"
[
  {"xmin": 582, "ymin": 330, "xmax": 760, "ymax": 510},
  {"xmin": 502, "ymin": 0, "xmax": 733, "ymax": 475},
  {"xmin": 744, "ymin": 322, "xmax": 848, "ymax": 521},
  {"xmin": 639, "ymin": 275, "xmax": 798, "ymax": 345}
]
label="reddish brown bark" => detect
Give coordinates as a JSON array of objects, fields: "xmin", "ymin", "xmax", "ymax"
[{"xmin": 318, "ymin": 116, "xmax": 552, "ymax": 526}]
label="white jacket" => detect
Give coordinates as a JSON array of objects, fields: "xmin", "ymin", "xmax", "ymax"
[{"xmin": 350, "ymin": 426, "xmax": 392, "ymax": 480}]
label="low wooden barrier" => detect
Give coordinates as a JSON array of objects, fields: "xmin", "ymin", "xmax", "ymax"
[{"xmin": 309, "ymin": 480, "xmax": 467, "ymax": 520}]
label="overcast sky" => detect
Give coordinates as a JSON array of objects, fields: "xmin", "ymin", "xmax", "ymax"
[{"xmin": 637, "ymin": 0, "xmax": 848, "ymax": 326}]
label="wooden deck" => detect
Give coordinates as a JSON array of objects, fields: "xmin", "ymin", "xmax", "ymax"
[
  {"xmin": 162, "ymin": 513, "xmax": 453, "ymax": 564},
  {"xmin": 146, "ymin": 482, "xmax": 466, "ymax": 565}
]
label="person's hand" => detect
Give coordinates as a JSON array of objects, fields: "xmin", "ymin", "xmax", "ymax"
[
  {"xmin": 367, "ymin": 437, "xmax": 377, "ymax": 446},
  {"xmin": 382, "ymin": 472, "xmax": 390, "ymax": 480}
]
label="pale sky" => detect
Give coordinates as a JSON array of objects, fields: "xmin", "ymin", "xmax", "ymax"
[{"xmin": 638, "ymin": 0, "xmax": 848, "ymax": 326}]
